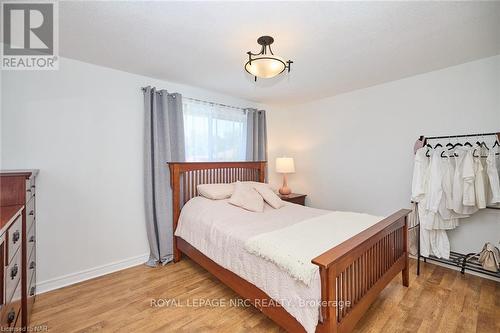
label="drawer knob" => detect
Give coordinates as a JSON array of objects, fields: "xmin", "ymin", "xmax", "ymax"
[
  {"xmin": 30, "ymin": 286, "xmax": 35, "ymax": 296},
  {"xmin": 10, "ymin": 264, "xmax": 18, "ymax": 279},
  {"xmin": 26, "ymin": 189, "xmax": 32, "ymax": 193},
  {"xmin": 7, "ymin": 309, "xmax": 15, "ymax": 324},
  {"xmin": 30, "ymin": 261, "xmax": 36, "ymax": 269},
  {"xmin": 29, "ymin": 236, "xmax": 35, "ymax": 243},
  {"xmin": 29, "ymin": 210, "xmax": 34, "ymax": 216},
  {"xmin": 12, "ymin": 231, "xmax": 20, "ymax": 243}
]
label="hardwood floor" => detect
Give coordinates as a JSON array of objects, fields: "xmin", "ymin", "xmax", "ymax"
[{"xmin": 30, "ymin": 259, "xmax": 499, "ymax": 333}]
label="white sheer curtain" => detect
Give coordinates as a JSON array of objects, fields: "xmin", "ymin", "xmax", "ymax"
[{"xmin": 183, "ymin": 99, "xmax": 247, "ymax": 161}]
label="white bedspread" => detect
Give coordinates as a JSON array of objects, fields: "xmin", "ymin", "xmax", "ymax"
[
  {"xmin": 245, "ymin": 211, "xmax": 382, "ymax": 286},
  {"xmin": 174, "ymin": 197, "xmax": 328, "ymax": 333}
]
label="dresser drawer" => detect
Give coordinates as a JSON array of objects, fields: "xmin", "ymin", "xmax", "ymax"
[
  {"xmin": 27, "ymin": 248, "xmax": 36, "ymax": 289},
  {"xmin": 7, "ymin": 216, "xmax": 22, "ymax": 264},
  {"xmin": 28, "ymin": 273, "xmax": 36, "ymax": 298},
  {"xmin": 26, "ymin": 272, "xmax": 36, "ymax": 325},
  {"xmin": 2, "ymin": 275, "xmax": 21, "ymax": 327},
  {"xmin": 25, "ymin": 176, "xmax": 35, "ymax": 202},
  {"xmin": 5, "ymin": 248, "xmax": 21, "ymax": 304},
  {"xmin": 27, "ymin": 222, "xmax": 36, "ymax": 259},
  {"xmin": 26, "ymin": 197, "xmax": 35, "ymax": 233}
]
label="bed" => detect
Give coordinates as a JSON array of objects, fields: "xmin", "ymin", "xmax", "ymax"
[{"xmin": 168, "ymin": 161, "xmax": 411, "ymax": 333}]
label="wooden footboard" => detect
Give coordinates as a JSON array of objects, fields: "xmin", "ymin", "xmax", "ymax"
[{"xmin": 312, "ymin": 209, "xmax": 411, "ymax": 333}]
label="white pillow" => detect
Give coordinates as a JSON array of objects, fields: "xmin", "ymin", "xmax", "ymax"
[
  {"xmin": 229, "ymin": 182, "xmax": 264, "ymax": 212},
  {"xmin": 253, "ymin": 185, "xmax": 285, "ymax": 209},
  {"xmin": 197, "ymin": 183, "xmax": 234, "ymax": 200}
]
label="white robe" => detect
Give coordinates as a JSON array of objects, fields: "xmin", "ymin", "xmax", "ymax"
[
  {"xmin": 425, "ymin": 150, "xmax": 459, "ymax": 229},
  {"xmin": 486, "ymin": 147, "xmax": 500, "ymax": 204},
  {"xmin": 411, "ymin": 147, "xmax": 429, "ymax": 202},
  {"xmin": 412, "ymin": 148, "xmax": 451, "ymax": 259},
  {"xmin": 473, "ymin": 154, "xmax": 487, "ymax": 209},
  {"xmin": 452, "ymin": 148, "xmax": 478, "ymax": 215}
]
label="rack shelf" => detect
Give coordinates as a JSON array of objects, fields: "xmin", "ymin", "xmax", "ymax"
[{"xmin": 418, "ymin": 248, "xmax": 500, "ymax": 279}]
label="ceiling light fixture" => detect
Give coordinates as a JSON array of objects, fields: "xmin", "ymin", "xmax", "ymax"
[{"xmin": 244, "ymin": 36, "xmax": 293, "ymax": 81}]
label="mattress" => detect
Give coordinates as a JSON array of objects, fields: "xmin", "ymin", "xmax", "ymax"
[{"xmin": 174, "ymin": 196, "xmax": 330, "ymax": 333}]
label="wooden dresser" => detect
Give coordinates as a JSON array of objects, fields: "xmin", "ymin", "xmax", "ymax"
[{"xmin": 0, "ymin": 170, "xmax": 38, "ymax": 329}]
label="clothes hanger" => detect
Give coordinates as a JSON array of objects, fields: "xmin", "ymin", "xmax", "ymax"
[
  {"xmin": 441, "ymin": 136, "xmax": 452, "ymax": 158},
  {"xmin": 445, "ymin": 136, "xmax": 454, "ymax": 149},
  {"xmin": 492, "ymin": 138, "xmax": 500, "ymax": 155},
  {"xmin": 473, "ymin": 145, "xmax": 481, "ymax": 158},
  {"xmin": 473, "ymin": 137, "xmax": 482, "ymax": 158},
  {"xmin": 447, "ymin": 137, "xmax": 459, "ymax": 157},
  {"xmin": 450, "ymin": 140, "xmax": 463, "ymax": 156},
  {"xmin": 425, "ymin": 144, "xmax": 432, "ymax": 157}
]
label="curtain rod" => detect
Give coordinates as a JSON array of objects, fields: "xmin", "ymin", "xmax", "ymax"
[{"xmin": 141, "ymin": 87, "xmax": 248, "ymax": 111}]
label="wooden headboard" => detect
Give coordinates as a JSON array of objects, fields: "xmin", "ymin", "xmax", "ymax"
[{"xmin": 167, "ymin": 161, "xmax": 267, "ymax": 261}]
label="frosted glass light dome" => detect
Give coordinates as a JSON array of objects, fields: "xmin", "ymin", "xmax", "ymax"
[{"xmin": 245, "ymin": 55, "xmax": 286, "ymax": 79}]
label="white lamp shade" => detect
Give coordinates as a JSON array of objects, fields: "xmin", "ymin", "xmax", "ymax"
[{"xmin": 276, "ymin": 157, "xmax": 295, "ymax": 173}]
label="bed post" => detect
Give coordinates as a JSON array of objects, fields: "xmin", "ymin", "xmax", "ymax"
[
  {"xmin": 319, "ymin": 266, "xmax": 338, "ymax": 333},
  {"xmin": 402, "ymin": 215, "xmax": 409, "ymax": 287},
  {"xmin": 169, "ymin": 163, "xmax": 182, "ymax": 262}
]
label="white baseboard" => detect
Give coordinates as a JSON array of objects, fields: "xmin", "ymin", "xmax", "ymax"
[{"xmin": 37, "ymin": 253, "xmax": 150, "ymax": 294}]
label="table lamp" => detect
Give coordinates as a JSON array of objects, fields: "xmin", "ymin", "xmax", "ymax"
[{"xmin": 276, "ymin": 157, "xmax": 295, "ymax": 195}]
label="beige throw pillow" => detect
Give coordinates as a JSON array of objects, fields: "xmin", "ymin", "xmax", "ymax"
[
  {"xmin": 197, "ymin": 183, "xmax": 234, "ymax": 200},
  {"xmin": 229, "ymin": 181, "xmax": 264, "ymax": 212},
  {"xmin": 253, "ymin": 185, "xmax": 285, "ymax": 209}
]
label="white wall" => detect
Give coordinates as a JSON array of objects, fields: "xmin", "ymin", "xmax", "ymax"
[
  {"xmin": 1, "ymin": 57, "xmax": 260, "ymax": 292},
  {"xmin": 267, "ymin": 55, "xmax": 500, "ymax": 254}
]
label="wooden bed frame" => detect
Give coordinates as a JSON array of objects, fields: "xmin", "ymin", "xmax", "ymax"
[{"xmin": 168, "ymin": 161, "xmax": 411, "ymax": 333}]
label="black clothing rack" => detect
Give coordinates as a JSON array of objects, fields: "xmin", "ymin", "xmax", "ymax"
[{"xmin": 414, "ymin": 131, "xmax": 500, "ymax": 278}]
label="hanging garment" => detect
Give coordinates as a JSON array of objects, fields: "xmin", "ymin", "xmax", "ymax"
[
  {"xmin": 411, "ymin": 147, "xmax": 429, "ymax": 202},
  {"xmin": 424, "ymin": 149, "xmax": 459, "ymax": 229},
  {"xmin": 486, "ymin": 147, "xmax": 500, "ymax": 204},
  {"xmin": 452, "ymin": 148, "xmax": 478, "ymax": 215},
  {"xmin": 442, "ymin": 156, "xmax": 455, "ymax": 211},
  {"xmin": 425, "ymin": 149, "xmax": 444, "ymax": 213},
  {"xmin": 411, "ymin": 148, "xmax": 434, "ymax": 257},
  {"xmin": 412, "ymin": 148, "xmax": 451, "ymax": 259},
  {"xmin": 462, "ymin": 149, "xmax": 476, "ymax": 206},
  {"xmin": 438, "ymin": 155, "xmax": 466, "ymax": 222},
  {"xmin": 473, "ymin": 153, "xmax": 487, "ymax": 209},
  {"xmin": 418, "ymin": 206, "xmax": 450, "ymax": 258}
]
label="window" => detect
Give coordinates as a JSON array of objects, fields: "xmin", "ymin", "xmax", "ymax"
[{"xmin": 183, "ymin": 99, "xmax": 247, "ymax": 161}]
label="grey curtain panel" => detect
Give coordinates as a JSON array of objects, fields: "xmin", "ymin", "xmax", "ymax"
[
  {"xmin": 245, "ymin": 108, "xmax": 268, "ymax": 161},
  {"xmin": 144, "ymin": 86, "xmax": 185, "ymax": 267}
]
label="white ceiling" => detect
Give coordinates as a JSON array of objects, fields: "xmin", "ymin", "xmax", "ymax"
[{"xmin": 59, "ymin": 1, "xmax": 500, "ymax": 104}]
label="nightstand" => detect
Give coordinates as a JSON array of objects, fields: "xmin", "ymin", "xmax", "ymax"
[{"xmin": 279, "ymin": 193, "xmax": 307, "ymax": 206}]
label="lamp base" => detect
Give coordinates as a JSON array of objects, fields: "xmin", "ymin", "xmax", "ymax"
[
  {"xmin": 279, "ymin": 186, "xmax": 291, "ymax": 195},
  {"xmin": 279, "ymin": 174, "xmax": 291, "ymax": 195}
]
